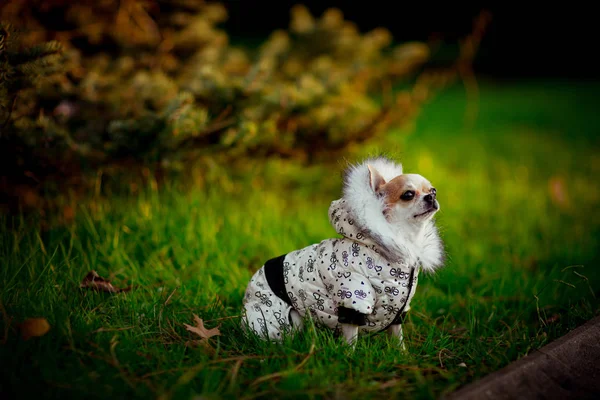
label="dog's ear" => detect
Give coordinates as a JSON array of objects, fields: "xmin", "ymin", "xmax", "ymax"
[{"xmin": 367, "ymin": 164, "xmax": 386, "ymax": 193}]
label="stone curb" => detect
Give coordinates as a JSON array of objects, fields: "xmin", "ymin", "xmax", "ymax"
[{"xmin": 443, "ymin": 315, "xmax": 600, "ymax": 400}]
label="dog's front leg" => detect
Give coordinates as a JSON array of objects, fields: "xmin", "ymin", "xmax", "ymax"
[
  {"xmin": 387, "ymin": 324, "xmax": 407, "ymax": 352},
  {"xmin": 341, "ymin": 323, "xmax": 358, "ymax": 349}
]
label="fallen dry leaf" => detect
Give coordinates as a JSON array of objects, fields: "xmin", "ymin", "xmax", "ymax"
[
  {"xmin": 80, "ymin": 270, "xmax": 132, "ymax": 293},
  {"xmin": 184, "ymin": 314, "xmax": 220, "ymax": 340},
  {"xmin": 19, "ymin": 318, "xmax": 50, "ymax": 340}
]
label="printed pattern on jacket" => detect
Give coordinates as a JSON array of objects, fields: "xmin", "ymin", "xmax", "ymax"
[
  {"xmin": 241, "ymin": 156, "xmax": 443, "ymax": 341},
  {"xmin": 241, "ymin": 266, "xmax": 295, "ymax": 340},
  {"xmin": 282, "ymin": 200, "xmax": 419, "ymax": 333},
  {"xmin": 241, "ymin": 199, "xmax": 420, "ymax": 339}
]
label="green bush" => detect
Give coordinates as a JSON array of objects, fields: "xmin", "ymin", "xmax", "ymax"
[{"xmin": 0, "ymin": 1, "xmax": 470, "ymax": 211}]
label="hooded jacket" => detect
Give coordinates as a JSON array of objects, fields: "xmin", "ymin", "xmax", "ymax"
[{"xmin": 264, "ymin": 157, "xmax": 445, "ymax": 333}]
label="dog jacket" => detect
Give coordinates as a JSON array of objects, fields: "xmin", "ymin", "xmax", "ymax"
[{"xmin": 241, "ymin": 157, "xmax": 445, "ymax": 340}]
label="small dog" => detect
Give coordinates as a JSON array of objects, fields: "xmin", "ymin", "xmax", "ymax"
[{"xmin": 241, "ymin": 156, "xmax": 445, "ymax": 348}]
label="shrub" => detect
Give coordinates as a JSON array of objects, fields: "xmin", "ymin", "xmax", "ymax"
[{"xmin": 0, "ymin": 1, "xmax": 487, "ymax": 212}]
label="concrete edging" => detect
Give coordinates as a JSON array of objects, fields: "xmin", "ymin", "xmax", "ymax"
[{"xmin": 443, "ymin": 316, "xmax": 600, "ymax": 400}]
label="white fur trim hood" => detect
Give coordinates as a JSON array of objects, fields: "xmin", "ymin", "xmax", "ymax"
[{"xmin": 337, "ymin": 156, "xmax": 445, "ymax": 272}]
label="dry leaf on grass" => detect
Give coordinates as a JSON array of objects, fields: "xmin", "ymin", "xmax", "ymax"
[
  {"xmin": 80, "ymin": 270, "xmax": 132, "ymax": 293},
  {"xmin": 19, "ymin": 318, "xmax": 50, "ymax": 340},
  {"xmin": 184, "ymin": 314, "xmax": 221, "ymax": 340}
]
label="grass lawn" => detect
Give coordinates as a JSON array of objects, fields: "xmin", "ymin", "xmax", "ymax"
[{"xmin": 1, "ymin": 79, "xmax": 599, "ymax": 399}]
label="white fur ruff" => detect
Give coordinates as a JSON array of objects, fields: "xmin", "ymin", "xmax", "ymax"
[{"xmin": 341, "ymin": 156, "xmax": 445, "ymax": 272}]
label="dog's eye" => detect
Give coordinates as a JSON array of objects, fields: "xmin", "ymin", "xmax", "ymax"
[{"xmin": 400, "ymin": 190, "xmax": 415, "ymax": 201}]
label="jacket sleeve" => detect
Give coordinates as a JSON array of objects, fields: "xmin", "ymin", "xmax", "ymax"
[{"xmin": 333, "ymin": 271, "xmax": 376, "ymax": 326}]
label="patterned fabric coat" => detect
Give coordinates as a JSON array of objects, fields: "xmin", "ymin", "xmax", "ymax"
[
  {"xmin": 277, "ymin": 198, "xmax": 420, "ymax": 333},
  {"xmin": 241, "ymin": 157, "xmax": 444, "ymax": 339}
]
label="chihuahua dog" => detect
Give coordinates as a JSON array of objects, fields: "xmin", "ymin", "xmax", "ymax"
[{"xmin": 241, "ymin": 156, "xmax": 445, "ymax": 348}]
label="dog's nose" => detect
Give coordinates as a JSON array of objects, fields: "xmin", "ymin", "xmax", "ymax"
[{"xmin": 424, "ymin": 193, "xmax": 436, "ymax": 204}]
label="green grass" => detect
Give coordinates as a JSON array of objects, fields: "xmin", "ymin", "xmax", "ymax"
[{"xmin": 1, "ymin": 80, "xmax": 599, "ymax": 399}]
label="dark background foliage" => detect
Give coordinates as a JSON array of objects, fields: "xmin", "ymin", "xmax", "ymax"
[
  {"xmin": 0, "ymin": 1, "xmax": 596, "ymax": 216},
  {"xmin": 0, "ymin": 0, "xmax": 485, "ymax": 214},
  {"xmin": 222, "ymin": 2, "xmax": 598, "ymax": 79}
]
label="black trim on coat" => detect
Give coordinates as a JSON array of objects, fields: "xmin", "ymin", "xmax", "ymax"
[
  {"xmin": 389, "ymin": 311, "xmax": 408, "ymax": 325},
  {"xmin": 338, "ymin": 306, "xmax": 367, "ymax": 326},
  {"xmin": 263, "ymin": 253, "xmax": 293, "ymax": 307}
]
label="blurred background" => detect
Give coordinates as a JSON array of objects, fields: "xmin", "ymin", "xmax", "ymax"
[
  {"xmin": 0, "ymin": 1, "xmax": 597, "ymax": 214},
  {"xmin": 223, "ymin": 2, "xmax": 597, "ymax": 79}
]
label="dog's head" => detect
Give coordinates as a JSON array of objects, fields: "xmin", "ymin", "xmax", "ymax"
[{"xmin": 367, "ymin": 164, "xmax": 439, "ymax": 226}]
